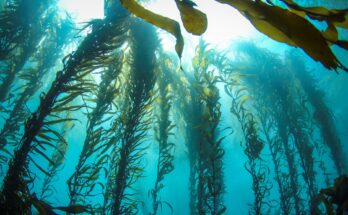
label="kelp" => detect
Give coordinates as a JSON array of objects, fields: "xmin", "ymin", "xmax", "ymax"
[
  {"xmin": 231, "ymin": 42, "xmax": 333, "ymax": 214},
  {"xmin": 230, "ymin": 42, "xmax": 306, "ymax": 214},
  {"xmin": 0, "ymin": 0, "xmax": 347, "ymax": 214},
  {"xmin": 149, "ymin": 54, "xmax": 176, "ymax": 215},
  {"xmin": 287, "ymin": 51, "xmax": 346, "ymax": 175},
  {"xmin": 168, "ymin": 58, "xmax": 200, "ymax": 215},
  {"xmin": 119, "ymin": 0, "xmax": 207, "ymax": 58},
  {"xmin": 67, "ymin": 13, "xmax": 128, "ymax": 207},
  {"xmin": 0, "ymin": 13, "xmax": 73, "ymax": 169},
  {"xmin": 178, "ymin": 41, "xmax": 225, "ymax": 215},
  {"xmin": 0, "ymin": 0, "xmax": 55, "ymax": 103},
  {"xmin": 39, "ymin": 112, "xmax": 71, "ymax": 200},
  {"xmin": 0, "ymin": 2, "xmax": 130, "ymax": 213},
  {"xmin": 0, "ymin": 0, "xmax": 52, "ymax": 59},
  {"xmin": 110, "ymin": 19, "xmax": 157, "ymax": 214},
  {"xmin": 224, "ymin": 75, "xmax": 271, "ymax": 215},
  {"xmin": 214, "ymin": 0, "xmax": 348, "ymax": 72},
  {"xmin": 320, "ymin": 175, "xmax": 348, "ymax": 215}
]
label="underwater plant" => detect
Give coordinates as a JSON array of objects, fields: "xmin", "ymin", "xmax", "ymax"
[
  {"xmin": 320, "ymin": 175, "xmax": 348, "ymax": 215},
  {"xmin": 110, "ymin": 19, "xmax": 158, "ymax": 214},
  {"xmin": 223, "ymin": 72, "xmax": 271, "ymax": 215},
  {"xmin": 39, "ymin": 112, "xmax": 71, "ymax": 201},
  {"xmin": 0, "ymin": 12, "xmax": 73, "ymax": 170},
  {"xmin": 287, "ymin": 51, "xmax": 346, "ymax": 175},
  {"xmin": 149, "ymin": 55, "xmax": 176, "ymax": 215},
  {"xmin": 0, "ymin": 1, "xmax": 130, "ymax": 213},
  {"xmin": 0, "ymin": 0, "xmax": 347, "ymax": 214},
  {"xmin": 0, "ymin": 0, "xmax": 56, "ymax": 103},
  {"xmin": 121, "ymin": 0, "xmax": 348, "ymax": 73},
  {"xmin": 67, "ymin": 13, "xmax": 128, "ymax": 207},
  {"xmin": 224, "ymin": 42, "xmax": 307, "ymax": 214},
  {"xmin": 176, "ymin": 41, "xmax": 225, "ymax": 215}
]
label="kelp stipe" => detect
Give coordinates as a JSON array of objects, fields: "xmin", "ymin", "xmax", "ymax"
[
  {"xmin": 67, "ymin": 13, "xmax": 128, "ymax": 207},
  {"xmin": 0, "ymin": 0, "xmax": 55, "ymax": 103},
  {"xmin": 0, "ymin": 12, "xmax": 73, "ymax": 170},
  {"xmin": 193, "ymin": 42, "xmax": 225, "ymax": 215},
  {"xmin": 229, "ymin": 42, "xmax": 305, "ymax": 214},
  {"xmin": 177, "ymin": 41, "xmax": 225, "ymax": 215},
  {"xmin": 149, "ymin": 54, "xmax": 176, "ymax": 215},
  {"xmin": 287, "ymin": 51, "xmax": 346, "ymax": 176},
  {"xmin": 110, "ymin": 19, "xmax": 158, "ymax": 215},
  {"xmin": 39, "ymin": 112, "xmax": 71, "ymax": 200},
  {"xmin": 222, "ymin": 71, "xmax": 271, "ymax": 214},
  {"xmin": 0, "ymin": 1, "xmax": 130, "ymax": 213}
]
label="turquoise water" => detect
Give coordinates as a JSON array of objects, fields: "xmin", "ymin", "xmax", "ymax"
[{"xmin": 0, "ymin": 0, "xmax": 348, "ymax": 214}]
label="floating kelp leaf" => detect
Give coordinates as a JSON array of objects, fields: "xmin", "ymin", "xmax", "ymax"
[
  {"xmin": 175, "ymin": 0, "xmax": 208, "ymax": 35},
  {"xmin": 323, "ymin": 22, "xmax": 338, "ymax": 43},
  {"xmin": 280, "ymin": 0, "xmax": 348, "ymax": 29},
  {"xmin": 215, "ymin": 0, "xmax": 348, "ymax": 72},
  {"xmin": 120, "ymin": 0, "xmax": 184, "ymax": 58}
]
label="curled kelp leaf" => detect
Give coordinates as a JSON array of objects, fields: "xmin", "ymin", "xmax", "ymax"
[
  {"xmin": 215, "ymin": 0, "xmax": 348, "ymax": 72},
  {"xmin": 279, "ymin": 0, "xmax": 348, "ymax": 29},
  {"xmin": 175, "ymin": 0, "xmax": 208, "ymax": 35},
  {"xmin": 120, "ymin": 0, "xmax": 184, "ymax": 58},
  {"xmin": 278, "ymin": 0, "xmax": 348, "ymax": 51}
]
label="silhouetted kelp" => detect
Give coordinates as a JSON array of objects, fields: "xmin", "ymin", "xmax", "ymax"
[
  {"xmin": 149, "ymin": 54, "xmax": 176, "ymax": 215},
  {"xmin": 0, "ymin": 0, "xmax": 347, "ymax": 214},
  {"xmin": 320, "ymin": 175, "xmax": 348, "ymax": 215},
  {"xmin": 218, "ymin": 59, "xmax": 271, "ymax": 214},
  {"xmin": 175, "ymin": 41, "xmax": 225, "ymax": 215},
  {"xmin": 109, "ymin": 19, "xmax": 158, "ymax": 214},
  {"xmin": 223, "ymin": 42, "xmax": 345, "ymax": 214},
  {"xmin": 67, "ymin": 11, "xmax": 128, "ymax": 208},
  {"xmin": 0, "ymin": 1, "xmax": 130, "ymax": 213},
  {"xmin": 0, "ymin": 12, "xmax": 73, "ymax": 170},
  {"xmin": 0, "ymin": 0, "xmax": 55, "ymax": 103},
  {"xmin": 287, "ymin": 51, "xmax": 346, "ymax": 176}
]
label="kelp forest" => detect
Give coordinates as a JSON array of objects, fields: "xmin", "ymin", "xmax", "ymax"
[{"xmin": 0, "ymin": 0, "xmax": 348, "ymax": 214}]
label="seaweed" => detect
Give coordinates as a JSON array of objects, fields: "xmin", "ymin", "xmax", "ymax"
[
  {"xmin": 229, "ymin": 42, "xmax": 305, "ymax": 214},
  {"xmin": 177, "ymin": 41, "xmax": 225, "ymax": 215},
  {"xmin": 287, "ymin": 51, "xmax": 346, "ymax": 175},
  {"xmin": 149, "ymin": 54, "xmax": 176, "ymax": 215},
  {"xmin": 39, "ymin": 112, "xmax": 71, "ymax": 201},
  {"xmin": 224, "ymin": 73, "xmax": 271, "ymax": 215},
  {"xmin": 0, "ymin": 2, "xmax": 130, "ymax": 213},
  {"xmin": 0, "ymin": 0, "xmax": 54, "ymax": 103},
  {"xmin": 67, "ymin": 13, "xmax": 128, "ymax": 207},
  {"xmin": 0, "ymin": 12, "xmax": 73, "ymax": 170},
  {"xmin": 110, "ymin": 19, "xmax": 158, "ymax": 214}
]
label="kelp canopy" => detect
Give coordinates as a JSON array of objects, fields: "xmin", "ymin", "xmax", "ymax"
[{"xmin": 0, "ymin": 0, "xmax": 347, "ymax": 214}]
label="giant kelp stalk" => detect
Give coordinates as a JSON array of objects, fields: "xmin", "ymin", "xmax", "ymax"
[
  {"xmin": 39, "ymin": 112, "xmax": 71, "ymax": 200},
  {"xmin": 257, "ymin": 101, "xmax": 292, "ymax": 215},
  {"xmin": 225, "ymin": 80, "xmax": 271, "ymax": 215},
  {"xmin": 234, "ymin": 42, "xmax": 322, "ymax": 213},
  {"xmin": 67, "ymin": 20, "xmax": 128, "ymax": 207},
  {"xmin": 0, "ymin": 2, "xmax": 130, "ymax": 213},
  {"xmin": 287, "ymin": 51, "xmax": 346, "ymax": 175},
  {"xmin": 111, "ymin": 20, "xmax": 157, "ymax": 214},
  {"xmin": 231, "ymin": 42, "xmax": 305, "ymax": 214},
  {"xmin": 287, "ymin": 90, "xmax": 321, "ymax": 214},
  {"xmin": 0, "ymin": 0, "xmax": 54, "ymax": 103},
  {"xmin": 180, "ymin": 41, "xmax": 225, "ymax": 214},
  {"xmin": 150, "ymin": 58, "xmax": 175, "ymax": 215},
  {"xmin": 0, "ymin": 13, "xmax": 73, "ymax": 168},
  {"xmin": 167, "ymin": 57, "xmax": 199, "ymax": 215},
  {"xmin": 213, "ymin": 52, "xmax": 292, "ymax": 215}
]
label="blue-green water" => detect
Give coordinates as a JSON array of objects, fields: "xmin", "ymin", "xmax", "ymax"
[{"xmin": 0, "ymin": 0, "xmax": 348, "ymax": 214}]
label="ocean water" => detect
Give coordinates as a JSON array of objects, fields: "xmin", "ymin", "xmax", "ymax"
[{"xmin": 0, "ymin": 0, "xmax": 348, "ymax": 214}]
